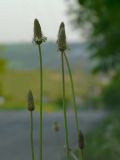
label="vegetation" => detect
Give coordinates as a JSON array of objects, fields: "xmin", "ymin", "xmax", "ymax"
[
  {"xmin": 0, "ymin": 45, "xmax": 6, "ymax": 96},
  {"xmin": 71, "ymin": 0, "xmax": 120, "ymax": 74},
  {"xmin": 25, "ymin": 19, "xmax": 85, "ymax": 160},
  {"xmin": 57, "ymin": 22, "xmax": 70, "ymax": 160},
  {"xmin": 101, "ymin": 74, "xmax": 120, "ymax": 109},
  {"xmin": 86, "ymin": 109, "xmax": 120, "ymax": 160},
  {"xmin": 68, "ymin": 0, "xmax": 120, "ymax": 109},
  {"xmin": 0, "ymin": 1, "xmax": 119, "ymax": 160},
  {"xmin": 0, "ymin": 69, "xmax": 102, "ymax": 110}
]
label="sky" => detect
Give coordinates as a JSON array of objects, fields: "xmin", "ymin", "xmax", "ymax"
[{"xmin": 0, "ymin": 0, "xmax": 83, "ymax": 43}]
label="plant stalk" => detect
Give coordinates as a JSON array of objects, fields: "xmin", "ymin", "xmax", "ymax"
[
  {"xmin": 38, "ymin": 45, "xmax": 43, "ymax": 160},
  {"xmin": 64, "ymin": 53, "xmax": 79, "ymax": 137},
  {"xmin": 61, "ymin": 52, "xmax": 70, "ymax": 160},
  {"xmin": 70, "ymin": 151, "xmax": 78, "ymax": 160},
  {"xmin": 30, "ymin": 111, "xmax": 35, "ymax": 160},
  {"xmin": 64, "ymin": 53, "xmax": 84, "ymax": 160}
]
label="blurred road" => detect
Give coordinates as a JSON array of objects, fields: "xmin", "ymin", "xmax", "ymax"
[{"xmin": 0, "ymin": 111, "xmax": 107, "ymax": 160}]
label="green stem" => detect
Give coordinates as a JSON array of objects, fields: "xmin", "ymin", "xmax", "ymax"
[
  {"xmin": 38, "ymin": 45, "xmax": 43, "ymax": 160},
  {"xmin": 30, "ymin": 111, "xmax": 35, "ymax": 160},
  {"xmin": 64, "ymin": 53, "xmax": 83, "ymax": 160},
  {"xmin": 81, "ymin": 150, "xmax": 84, "ymax": 160},
  {"xmin": 64, "ymin": 53, "xmax": 79, "ymax": 136},
  {"xmin": 61, "ymin": 52, "xmax": 70, "ymax": 160},
  {"xmin": 70, "ymin": 151, "xmax": 78, "ymax": 160}
]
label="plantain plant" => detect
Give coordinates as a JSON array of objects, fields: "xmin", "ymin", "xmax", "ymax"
[
  {"xmin": 26, "ymin": 20, "xmax": 85, "ymax": 160},
  {"xmin": 57, "ymin": 22, "xmax": 70, "ymax": 160},
  {"xmin": 27, "ymin": 90, "xmax": 35, "ymax": 160},
  {"xmin": 57, "ymin": 22, "xmax": 85, "ymax": 160},
  {"xmin": 33, "ymin": 19, "xmax": 47, "ymax": 160}
]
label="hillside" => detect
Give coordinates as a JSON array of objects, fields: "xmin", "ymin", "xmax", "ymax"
[{"xmin": 0, "ymin": 42, "xmax": 92, "ymax": 72}]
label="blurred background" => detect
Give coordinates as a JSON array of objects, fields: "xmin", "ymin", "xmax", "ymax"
[
  {"xmin": 0, "ymin": 0, "xmax": 120, "ymax": 160},
  {"xmin": 0, "ymin": 0, "xmax": 106, "ymax": 111}
]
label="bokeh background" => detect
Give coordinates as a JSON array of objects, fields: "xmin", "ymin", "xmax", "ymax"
[
  {"xmin": 0, "ymin": 0, "xmax": 104, "ymax": 111},
  {"xmin": 0, "ymin": 0, "xmax": 120, "ymax": 160}
]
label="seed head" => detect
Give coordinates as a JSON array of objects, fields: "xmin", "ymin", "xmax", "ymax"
[
  {"xmin": 33, "ymin": 19, "xmax": 47, "ymax": 45},
  {"xmin": 57, "ymin": 22, "xmax": 67, "ymax": 52},
  {"xmin": 52, "ymin": 121, "xmax": 60, "ymax": 132},
  {"xmin": 78, "ymin": 130, "xmax": 85, "ymax": 150},
  {"xmin": 27, "ymin": 90, "xmax": 35, "ymax": 111}
]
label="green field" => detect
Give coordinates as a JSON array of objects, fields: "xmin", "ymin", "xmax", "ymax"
[
  {"xmin": 0, "ymin": 42, "xmax": 103, "ymax": 111},
  {"xmin": 0, "ymin": 69, "xmax": 101, "ymax": 111}
]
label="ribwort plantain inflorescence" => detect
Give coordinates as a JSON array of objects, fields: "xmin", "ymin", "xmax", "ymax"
[
  {"xmin": 57, "ymin": 22, "xmax": 68, "ymax": 52},
  {"xmin": 27, "ymin": 90, "xmax": 35, "ymax": 160},
  {"xmin": 27, "ymin": 90, "xmax": 35, "ymax": 111},
  {"xmin": 33, "ymin": 18, "xmax": 47, "ymax": 160},
  {"xmin": 57, "ymin": 22, "xmax": 70, "ymax": 160},
  {"xmin": 57, "ymin": 22, "xmax": 81, "ymax": 160},
  {"xmin": 52, "ymin": 121, "xmax": 60, "ymax": 132},
  {"xmin": 78, "ymin": 130, "xmax": 85, "ymax": 151},
  {"xmin": 33, "ymin": 19, "xmax": 47, "ymax": 45}
]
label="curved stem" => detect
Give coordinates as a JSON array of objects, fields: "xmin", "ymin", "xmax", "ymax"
[
  {"xmin": 70, "ymin": 150, "xmax": 78, "ymax": 160},
  {"xmin": 61, "ymin": 52, "xmax": 70, "ymax": 160},
  {"xmin": 64, "ymin": 53, "xmax": 79, "ymax": 135},
  {"xmin": 38, "ymin": 45, "xmax": 43, "ymax": 160},
  {"xmin": 64, "ymin": 53, "xmax": 84, "ymax": 160},
  {"xmin": 30, "ymin": 111, "xmax": 35, "ymax": 160}
]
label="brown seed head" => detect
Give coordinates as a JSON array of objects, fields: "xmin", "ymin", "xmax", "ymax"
[
  {"xmin": 33, "ymin": 19, "xmax": 47, "ymax": 45},
  {"xmin": 78, "ymin": 130, "xmax": 85, "ymax": 150},
  {"xmin": 27, "ymin": 90, "xmax": 35, "ymax": 111},
  {"xmin": 52, "ymin": 121, "xmax": 60, "ymax": 132},
  {"xmin": 57, "ymin": 22, "xmax": 67, "ymax": 52}
]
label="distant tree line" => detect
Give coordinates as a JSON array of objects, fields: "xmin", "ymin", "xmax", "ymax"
[{"xmin": 68, "ymin": 0, "xmax": 120, "ymax": 109}]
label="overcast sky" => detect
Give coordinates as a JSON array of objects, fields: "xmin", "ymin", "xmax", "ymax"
[{"xmin": 0, "ymin": 0, "xmax": 82, "ymax": 43}]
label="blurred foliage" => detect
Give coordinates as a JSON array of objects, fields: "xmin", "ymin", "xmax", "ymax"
[
  {"xmin": 101, "ymin": 74, "xmax": 120, "ymax": 109},
  {"xmin": 0, "ymin": 45, "xmax": 6, "ymax": 96},
  {"xmin": 86, "ymin": 109, "xmax": 120, "ymax": 160},
  {"xmin": 68, "ymin": 0, "xmax": 120, "ymax": 109},
  {"xmin": 0, "ymin": 59, "xmax": 6, "ymax": 73},
  {"xmin": 0, "ymin": 45, "xmax": 6, "ymax": 73},
  {"xmin": 53, "ymin": 96, "xmax": 69, "ymax": 109},
  {"xmin": 69, "ymin": 0, "xmax": 120, "ymax": 74}
]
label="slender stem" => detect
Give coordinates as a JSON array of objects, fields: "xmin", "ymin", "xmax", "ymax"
[
  {"xmin": 30, "ymin": 111, "xmax": 35, "ymax": 160},
  {"xmin": 64, "ymin": 53, "xmax": 79, "ymax": 136},
  {"xmin": 61, "ymin": 52, "xmax": 70, "ymax": 160},
  {"xmin": 81, "ymin": 150, "xmax": 84, "ymax": 160},
  {"xmin": 70, "ymin": 151, "xmax": 78, "ymax": 160},
  {"xmin": 64, "ymin": 53, "xmax": 84, "ymax": 160},
  {"xmin": 38, "ymin": 45, "xmax": 43, "ymax": 160}
]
